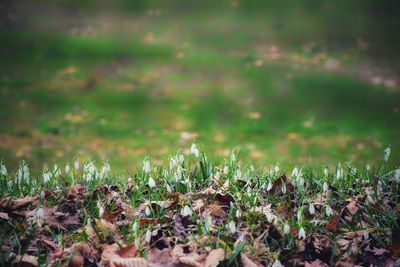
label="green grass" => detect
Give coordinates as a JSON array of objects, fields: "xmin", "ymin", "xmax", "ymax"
[{"xmin": 0, "ymin": 1, "xmax": 399, "ymax": 173}]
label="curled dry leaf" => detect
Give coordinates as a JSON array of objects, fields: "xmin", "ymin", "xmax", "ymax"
[
  {"xmin": 304, "ymin": 259, "xmax": 329, "ymax": 267},
  {"xmin": 0, "ymin": 212, "xmax": 9, "ymax": 220},
  {"xmin": 1, "ymin": 196, "xmax": 38, "ymax": 210},
  {"xmin": 204, "ymin": 248, "xmax": 225, "ymax": 267},
  {"xmin": 101, "ymin": 243, "xmax": 147, "ymax": 267},
  {"xmin": 12, "ymin": 254, "xmax": 38, "ymax": 267},
  {"xmin": 179, "ymin": 253, "xmax": 205, "ymax": 267}
]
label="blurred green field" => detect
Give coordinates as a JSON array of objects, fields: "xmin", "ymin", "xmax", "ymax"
[{"xmin": 0, "ymin": 0, "xmax": 399, "ymax": 173}]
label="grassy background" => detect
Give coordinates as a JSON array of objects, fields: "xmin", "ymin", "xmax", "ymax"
[{"xmin": 0, "ymin": 0, "xmax": 399, "ymax": 173}]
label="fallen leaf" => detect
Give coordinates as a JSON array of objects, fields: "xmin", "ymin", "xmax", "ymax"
[
  {"xmin": 241, "ymin": 253, "xmax": 263, "ymax": 267},
  {"xmin": 305, "ymin": 259, "xmax": 329, "ymax": 267},
  {"xmin": 12, "ymin": 254, "xmax": 38, "ymax": 267},
  {"xmin": 204, "ymin": 248, "xmax": 225, "ymax": 267}
]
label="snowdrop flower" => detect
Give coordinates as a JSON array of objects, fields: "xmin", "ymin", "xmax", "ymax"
[
  {"xmin": 132, "ymin": 221, "xmax": 139, "ymax": 233},
  {"xmin": 100, "ymin": 162, "xmax": 110, "ymax": 178},
  {"xmin": 40, "ymin": 190, "xmax": 46, "ymax": 200},
  {"xmin": 35, "ymin": 208, "xmax": 45, "ymax": 228},
  {"xmin": 178, "ymin": 154, "xmax": 184, "ymax": 163},
  {"xmin": 43, "ymin": 169, "xmax": 51, "ymax": 184},
  {"xmin": 298, "ymin": 227, "xmax": 306, "ymax": 239},
  {"xmin": 235, "ymin": 168, "xmax": 242, "ymax": 179},
  {"xmin": 169, "ymin": 157, "xmax": 177, "ymax": 169},
  {"xmin": 395, "ymin": 168, "xmax": 400, "ymax": 183},
  {"xmin": 17, "ymin": 168, "xmax": 23, "ymax": 184},
  {"xmin": 74, "ymin": 159, "xmax": 79, "ymax": 170},
  {"xmin": 272, "ymin": 259, "xmax": 284, "ymax": 267},
  {"xmin": 323, "ymin": 181, "xmax": 329, "ymax": 192},
  {"xmin": 281, "ymin": 183, "xmax": 287, "ymax": 194},
  {"xmin": 230, "ymin": 152, "xmax": 236, "ymax": 163},
  {"xmin": 325, "ymin": 205, "xmax": 333, "ymax": 217},
  {"xmin": 0, "ymin": 163, "xmax": 7, "ymax": 176},
  {"xmin": 181, "ymin": 205, "xmax": 193, "ymax": 217},
  {"xmin": 143, "ymin": 158, "xmax": 151, "ymax": 174},
  {"xmin": 97, "ymin": 201, "xmax": 104, "ymax": 218},
  {"xmin": 223, "ymin": 164, "xmax": 229, "ymax": 175},
  {"xmin": 267, "ymin": 181, "xmax": 273, "ymax": 191},
  {"xmin": 214, "ymin": 171, "xmax": 221, "ymax": 180},
  {"xmin": 297, "ymin": 209, "xmax": 303, "ymax": 223},
  {"xmin": 65, "ymin": 164, "xmax": 70, "ymax": 174},
  {"xmin": 336, "ymin": 167, "xmax": 343, "ymax": 180},
  {"xmin": 274, "ymin": 164, "xmax": 280, "ymax": 173},
  {"xmin": 291, "ymin": 167, "xmax": 299, "ymax": 178},
  {"xmin": 309, "ymin": 203, "xmax": 315, "ymax": 215},
  {"xmin": 323, "ymin": 167, "xmax": 329, "ymax": 177},
  {"xmin": 148, "ymin": 177, "xmax": 156, "ymax": 188},
  {"xmin": 235, "ymin": 209, "xmax": 242, "ymax": 219},
  {"xmin": 383, "ymin": 146, "xmax": 391, "ymax": 162},
  {"xmin": 228, "ymin": 220, "xmax": 236, "ymax": 234},
  {"xmin": 145, "ymin": 229, "xmax": 152, "ymax": 243},
  {"xmin": 284, "ymin": 223, "xmax": 290, "ymax": 235},
  {"xmin": 190, "ymin": 143, "xmax": 200, "ymax": 157},
  {"xmin": 145, "ymin": 206, "xmax": 151, "ymax": 217},
  {"xmin": 365, "ymin": 164, "xmax": 371, "ymax": 171}
]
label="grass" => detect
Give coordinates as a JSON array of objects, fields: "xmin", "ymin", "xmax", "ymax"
[
  {"xmin": 0, "ymin": 1, "xmax": 399, "ymax": 172},
  {"xmin": 0, "ymin": 145, "xmax": 399, "ymax": 265}
]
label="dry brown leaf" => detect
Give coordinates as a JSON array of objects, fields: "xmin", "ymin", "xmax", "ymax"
[
  {"xmin": 179, "ymin": 255, "xmax": 203, "ymax": 267},
  {"xmin": 204, "ymin": 248, "xmax": 225, "ymax": 267},
  {"xmin": 346, "ymin": 199, "xmax": 358, "ymax": 215},
  {"xmin": 0, "ymin": 212, "xmax": 9, "ymax": 220},
  {"xmin": 240, "ymin": 253, "xmax": 263, "ymax": 267},
  {"xmin": 1, "ymin": 196, "xmax": 38, "ymax": 210},
  {"xmin": 12, "ymin": 254, "xmax": 38, "ymax": 267},
  {"xmin": 148, "ymin": 247, "xmax": 177, "ymax": 267},
  {"xmin": 101, "ymin": 243, "xmax": 147, "ymax": 267},
  {"xmin": 305, "ymin": 259, "xmax": 329, "ymax": 267}
]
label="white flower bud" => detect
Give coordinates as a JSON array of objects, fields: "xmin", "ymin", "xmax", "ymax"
[
  {"xmin": 309, "ymin": 203, "xmax": 315, "ymax": 215},
  {"xmin": 325, "ymin": 205, "xmax": 333, "ymax": 217},
  {"xmin": 298, "ymin": 227, "xmax": 306, "ymax": 239},
  {"xmin": 65, "ymin": 164, "xmax": 70, "ymax": 174},
  {"xmin": 284, "ymin": 223, "xmax": 290, "ymax": 235},
  {"xmin": 181, "ymin": 205, "xmax": 192, "ymax": 217},
  {"xmin": 145, "ymin": 229, "xmax": 152, "ymax": 243},
  {"xmin": 145, "ymin": 206, "xmax": 151, "ymax": 217},
  {"xmin": 323, "ymin": 181, "xmax": 329, "ymax": 192},
  {"xmin": 223, "ymin": 165, "xmax": 229, "ymax": 175},
  {"xmin": 228, "ymin": 220, "xmax": 236, "ymax": 234},
  {"xmin": 148, "ymin": 177, "xmax": 156, "ymax": 188},
  {"xmin": 74, "ymin": 159, "xmax": 79, "ymax": 170},
  {"xmin": 143, "ymin": 159, "xmax": 151, "ymax": 174},
  {"xmin": 383, "ymin": 146, "xmax": 391, "ymax": 162}
]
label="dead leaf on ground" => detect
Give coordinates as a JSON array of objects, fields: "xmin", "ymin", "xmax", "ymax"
[
  {"xmin": 1, "ymin": 196, "xmax": 38, "ymax": 210},
  {"xmin": 305, "ymin": 259, "xmax": 329, "ymax": 267},
  {"xmin": 241, "ymin": 253, "xmax": 263, "ymax": 267},
  {"xmin": 204, "ymin": 248, "xmax": 225, "ymax": 267},
  {"xmin": 12, "ymin": 254, "xmax": 38, "ymax": 267}
]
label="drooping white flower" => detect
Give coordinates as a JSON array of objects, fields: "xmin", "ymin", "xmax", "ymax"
[
  {"xmin": 291, "ymin": 167, "xmax": 299, "ymax": 178},
  {"xmin": 323, "ymin": 181, "xmax": 329, "ymax": 192},
  {"xmin": 395, "ymin": 168, "xmax": 400, "ymax": 183},
  {"xmin": 214, "ymin": 171, "xmax": 221, "ymax": 180},
  {"xmin": 145, "ymin": 229, "xmax": 152, "ymax": 243},
  {"xmin": 325, "ymin": 205, "xmax": 333, "ymax": 217},
  {"xmin": 74, "ymin": 159, "xmax": 79, "ymax": 170},
  {"xmin": 267, "ymin": 181, "xmax": 273, "ymax": 191},
  {"xmin": 190, "ymin": 143, "xmax": 200, "ymax": 157},
  {"xmin": 166, "ymin": 183, "xmax": 172, "ymax": 193},
  {"xmin": 281, "ymin": 183, "xmax": 287, "ymax": 194},
  {"xmin": 143, "ymin": 158, "xmax": 151, "ymax": 174},
  {"xmin": 309, "ymin": 203, "xmax": 315, "ymax": 215},
  {"xmin": 383, "ymin": 146, "xmax": 391, "ymax": 162},
  {"xmin": 336, "ymin": 167, "xmax": 343, "ymax": 180},
  {"xmin": 228, "ymin": 220, "xmax": 236, "ymax": 234},
  {"xmin": 132, "ymin": 221, "xmax": 139, "ymax": 233},
  {"xmin": 169, "ymin": 157, "xmax": 177, "ymax": 170},
  {"xmin": 274, "ymin": 164, "xmax": 280, "ymax": 173},
  {"xmin": 97, "ymin": 201, "xmax": 104, "ymax": 218},
  {"xmin": 40, "ymin": 190, "xmax": 46, "ymax": 200},
  {"xmin": 297, "ymin": 209, "xmax": 302, "ymax": 223},
  {"xmin": 284, "ymin": 223, "xmax": 290, "ymax": 235},
  {"xmin": 230, "ymin": 152, "xmax": 236, "ymax": 163},
  {"xmin": 178, "ymin": 154, "xmax": 184, "ymax": 163},
  {"xmin": 145, "ymin": 206, "xmax": 151, "ymax": 217},
  {"xmin": 43, "ymin": 169, "xmax": 51, "ymax": 184},
  {"xmin": 323, "ymin": 167, "xmax": 329, "ymax": 177},
  {"xmin": 298, "ymin": 227, "xmax": 306, "ymax": 239},
  {"xmin": 0, "ymin": 163, "xmax": 7, "ymax": 176},
  {"xmin": 65, "ymin": 164, "xmax": 70, "ymax": 174},
  {"xmin": 181, "ymin": 205, "xmax": 193, "ymax": 217},
  {"xmin": 365, "ymin": 164, "xmax": 371, "ymax": 171},
  {"xmin": 235, "ymin": 209, "xmax": 242, "ymax": 219},
  {"xmin": 223, "ymin": 165, "xmax": 229, "ymax": 175},
  {"xmin": 100, "ymin": 162, "xmax": 110, "ymax": 179},
  {"xmin": 148, "ymin": 177, "xmax": 156, "ymax": 188},
  {"xmin": 272, "ymin": 259, "xmax": 284, "ymax": 267}
]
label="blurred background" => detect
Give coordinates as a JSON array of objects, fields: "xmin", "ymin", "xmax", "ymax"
[{"xmin": 0, "ymin": 0, "xmax": 399, "ymax": 173}]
